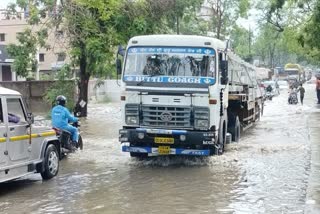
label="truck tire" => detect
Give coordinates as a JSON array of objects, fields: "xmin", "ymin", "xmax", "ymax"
[
  {"xmin": 130, "ymin": 152, "xmax": 148, "ymax": 159},
  {"xmin": 41, "ymin": 144, "xmax": 59, "ymax": 180},
  {"xmin": 215, "ymin": 120, "xmax": 227, "ymax": 155},
  {"xmin": 229, "ymin": 116, "xmax": 240, "ymax": 142}
]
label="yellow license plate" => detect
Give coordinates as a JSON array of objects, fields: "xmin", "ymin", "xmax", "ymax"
[
  {"xmin": 154, "ymin": 137, "xmax": 174, "ymax": 144},
  {"xmin": 158, "ymin": 146, "xmax": 171, "ymax": 155}
]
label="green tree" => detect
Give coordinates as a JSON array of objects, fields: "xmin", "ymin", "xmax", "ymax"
[
  {"xmin": 206, "ymin": 0, "xmax": 250, "ymax": 39},
  {"xmin": 259, "ymin": 0, "xmax": 320, "ymax": 65},
  {"xmin": 7, "ymin": 0, "xmax": 121, "ymax": 117},
  {"xmin": 6, "ymin": 2, "xmax": 48, "ymax": 78},
  {"xmin": 230, "ymin": 25, "xmax": 252, "ymax": 61}
]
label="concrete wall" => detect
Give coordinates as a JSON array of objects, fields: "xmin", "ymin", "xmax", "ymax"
[
  {"xmin": 88, "ymin": 79, "xmax": 121, "ymax": 103},
  {"xmin": 0, "ymin": 81, "xmax": 56, "ymax": 113},
  {"xmin": 0, "ymin": 79, "xmax": 120, "ymax": 113}
]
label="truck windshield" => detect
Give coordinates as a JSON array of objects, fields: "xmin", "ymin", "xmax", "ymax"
[{"xmin": 123, "ymin": 46, "xmax": 216, "ymax": 85}]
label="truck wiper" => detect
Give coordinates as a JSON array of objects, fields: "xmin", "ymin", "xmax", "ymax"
[{"xmin": 137, "ymin": 74, "xmax": 161, "ymax": 86}]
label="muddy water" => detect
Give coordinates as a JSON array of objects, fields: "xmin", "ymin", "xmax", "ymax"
[{"xmin": 0, "ymin": 84, "xmax": 318, "ymax": 214}]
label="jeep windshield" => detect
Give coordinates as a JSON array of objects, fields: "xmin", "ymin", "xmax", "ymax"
[{"xmin": 123, "ymin": 46, "xmax": 216, "ymax": 86}]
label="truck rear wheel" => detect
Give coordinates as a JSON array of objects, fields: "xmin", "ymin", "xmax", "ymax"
[
  {"xmin": 229, "ymin": 115, "xmax": 240, "ymax": 142},
  {"xmin": 41, "ymin": 144, "xmax": 59, "ymax": 180}
]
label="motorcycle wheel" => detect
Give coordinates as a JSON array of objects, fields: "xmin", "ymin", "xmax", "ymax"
[{"xmin": 78, "ymin": 135, "xmax": 83, "ymax": 150}]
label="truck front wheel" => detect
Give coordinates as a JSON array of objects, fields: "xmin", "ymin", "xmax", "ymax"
[
  {"xmin": 41, "ymin": 144, "xmax": 59, "ymax": 180},
  {"xmin": 130, "ymin": 152, "xmax": 148, "ymax": 159},
  {"xmin": 214, "ymin": 121, "xmax": 227, "ymax": 155}
]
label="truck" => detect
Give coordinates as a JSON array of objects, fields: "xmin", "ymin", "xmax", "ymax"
[
  {"xmin": 118, "ymin": 35, "xmax": 263, "ymax": 157},
  {"xmin": 0, "ymin": 87, "xmax": 61, "ymax": 183},
  {"xmin": 284, "ymin": 63, "xmax": 305, "ymax": 82}
]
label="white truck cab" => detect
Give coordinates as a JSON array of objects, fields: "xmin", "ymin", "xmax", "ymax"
[
  {"xmin": 118, "ymin": 35, "xmax": 263, "ymax": 157},
  {"xmin": 0, "ymin": 87, "xmax": 60, "ymax": 183}
]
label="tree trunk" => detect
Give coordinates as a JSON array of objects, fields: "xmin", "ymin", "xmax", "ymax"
[
  {"xmin": 176, "ymin": 16, "xmax": 180, "ymax": 35},
  {"xmin": 75, "ymin": 46, "xmax": 90, "ymax": 117}
]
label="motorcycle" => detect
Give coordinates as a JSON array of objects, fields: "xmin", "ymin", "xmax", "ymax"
[
  {"xmin": 288, "ymin": 90, "xmax": 298, "ymax": 105},
  {"xmin": 265, "ymin": 91, "xmax": 273, "ymax": 100},
  {"xmin": 53, "ymin": 121, "xmax": 83, "ymax": 156}
]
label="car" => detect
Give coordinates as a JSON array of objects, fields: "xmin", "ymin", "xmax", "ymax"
[{"xmin": 0, "ymin": 87, "xmax": 61, "ymax": 183}]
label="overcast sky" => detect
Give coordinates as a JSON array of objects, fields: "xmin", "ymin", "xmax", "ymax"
[{"xmin": 0, "ymin": 0, "xmax": 14, "ymax": 9}]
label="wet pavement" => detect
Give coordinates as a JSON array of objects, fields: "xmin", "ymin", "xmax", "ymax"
[{"xmin": 1, "ymin": 84, "xmax": 320, "ymax": 214}]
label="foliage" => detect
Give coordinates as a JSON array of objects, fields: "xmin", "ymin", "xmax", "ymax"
[
  {"xmin": 259, "ymin": 0, "xmax": 320, "ymax": 66},
  {"xmin": 44, "ymin": 65, "xmax": 76, "ymax": 111},
  {"xmin": 229, "ymin": 25, "xmax": 252, "ymax": 60},
  {"xmin": 7, "ymin": 28, "xmax": 47, "ymax": 77},
  {"xmin": 206, "ymin": 0, "xmax": 250, "ymax": 39},
  {"xmin": 164, "ymin": 0, "xmax": 203, "ymax": 34}
]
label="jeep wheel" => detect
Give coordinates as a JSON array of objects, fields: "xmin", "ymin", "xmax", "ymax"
[{"xmin": 41, "ymin": 144, "xmax": 59, "ymax": 180}]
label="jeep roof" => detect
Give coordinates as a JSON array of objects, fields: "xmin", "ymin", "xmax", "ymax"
[{"xmin": 0, "ymin": 87, "xmax": 21, "ymax": 96}]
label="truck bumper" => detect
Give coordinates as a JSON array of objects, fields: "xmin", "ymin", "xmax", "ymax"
[
  {"xmin": 122, "ymin": 145, "xmax": 210, "ymax": 156},
  {"xmin": 119, "ymin": 128, "xmax": 216, "ymax": 156}
]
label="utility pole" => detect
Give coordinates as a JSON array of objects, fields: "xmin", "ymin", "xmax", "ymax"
[{"xmin": 248, "ymin": 25, "xmax": 251, "ymax": 62}]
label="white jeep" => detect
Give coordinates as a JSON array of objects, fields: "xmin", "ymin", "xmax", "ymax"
[{"xmin": 0, "ymin": 87, "xmax": 61, "ymax": 183}]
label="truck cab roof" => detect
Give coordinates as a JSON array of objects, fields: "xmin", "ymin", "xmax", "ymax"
[{"xmin": 128, "ymin": 35, "xmax": 227, "ymax": 50}]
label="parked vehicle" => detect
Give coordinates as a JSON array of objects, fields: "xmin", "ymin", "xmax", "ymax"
[
  {"xmin": 117, "ymin": 35, "xmax": 264, "ymax": 157},
  {"xmin": 0, "ymin": 87, "xmax": 61, "ymax": 183}
]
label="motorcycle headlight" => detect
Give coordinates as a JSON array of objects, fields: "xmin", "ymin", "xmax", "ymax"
[
  {"xmin": 126, "ymin": 115, "xmax": 139, "ymax": 125},
  {"xmin": 195, "ymin": 119, "xmax": 209, "ymax": 129}
]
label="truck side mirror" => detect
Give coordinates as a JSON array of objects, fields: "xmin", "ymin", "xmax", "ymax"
[
  {"xmin": 27, "ymin": 113, "xmax": 34, "ymax": 124},
  {"xmin": 220, "ymin": 60, "xmax": 228, "ymax": 85},
  {"xmin": 116, "ymin": 58, "xmax": 122, "ymax": 75}
]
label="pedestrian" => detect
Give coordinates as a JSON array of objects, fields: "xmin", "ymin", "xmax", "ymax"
[
  {"xmin": 298, "ymin": 84, "xmax": 305, "ymax": 105},
  {"xmin": 317, "ymin": 77, "xmax": 320, "ymax": 104}
]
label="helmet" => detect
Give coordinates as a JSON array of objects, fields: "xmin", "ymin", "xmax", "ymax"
[{"xmin": 56, "ymin": 95, "xmax": 67, "ymax": 106}]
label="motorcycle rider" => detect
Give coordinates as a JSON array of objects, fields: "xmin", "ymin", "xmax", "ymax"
[
  {"xmin": 52, "ymin": 95, "xmax": 79, "ymax": 148},
  {"xmin": 266, "ymin": 84, "xmax": 273, "ymax": 93}
]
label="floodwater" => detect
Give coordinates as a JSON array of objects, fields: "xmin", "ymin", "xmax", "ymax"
[{"xmin": 1, "ymin": 84, "xmax": 319, "ymax": 214}]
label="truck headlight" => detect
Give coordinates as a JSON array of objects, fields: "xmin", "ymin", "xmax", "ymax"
[
  {"xmin": 195, "ymin": 119, "xmax": 209, "ymax": 129},
  {"xmin": 126, "ymin": 116, "xmax": 139, "ymax": 125},
  {"xmin": 125, "ymin": 104, "xmax": 139, "ymax": 125},
  {"xmin": 194, "ymin": 107, "xmax": 209, "ymax": 129}
]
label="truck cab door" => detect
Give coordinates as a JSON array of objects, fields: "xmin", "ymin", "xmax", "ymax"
[
  {"xmin": 0, "ymin": 97, "xmax": 7, "ymax": 167},
  {"xmin": 5, "ymin": 97, "xmax": 30, "ymax": 162}
]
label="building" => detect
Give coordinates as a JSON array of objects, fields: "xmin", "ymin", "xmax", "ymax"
[
  {"xmin": 0, "ymin": 9, "xmax": 69, "ymax": 81},
  {"xmin": 0, "ymin": 44, "xmax": 15, "ymax": 81}
]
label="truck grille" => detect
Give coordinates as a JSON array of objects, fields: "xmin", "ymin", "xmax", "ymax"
[{"xmin": 142, "ymin": 105, "xmax": 192, "ymax": 128}]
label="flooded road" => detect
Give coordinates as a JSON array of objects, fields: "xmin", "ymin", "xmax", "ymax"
[{"xmin": 1, "ymin": 84, "xmax": 319, "ymax": 214}]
